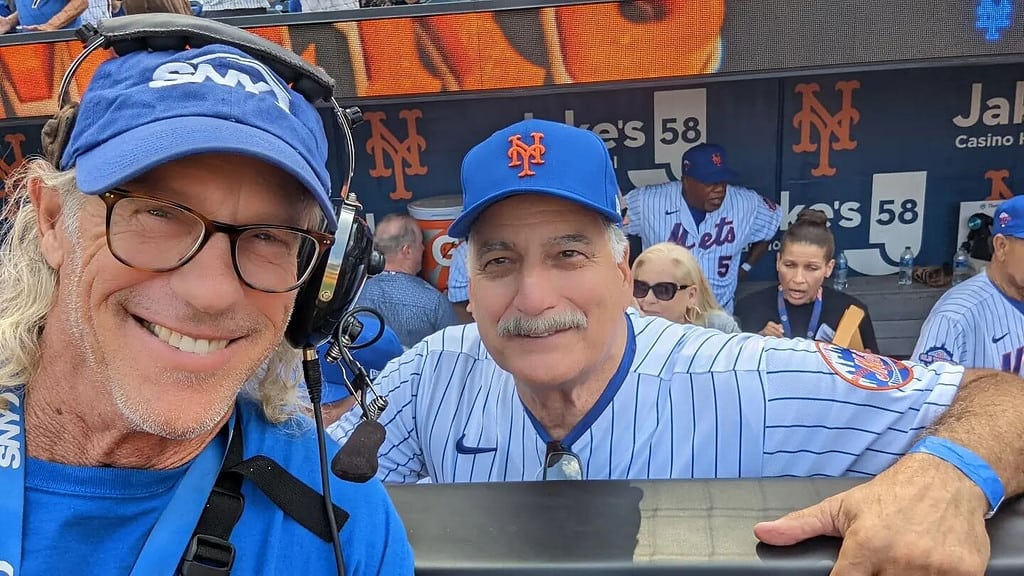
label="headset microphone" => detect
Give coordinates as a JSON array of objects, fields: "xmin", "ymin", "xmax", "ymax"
[
  {"xmin": 320, "ymin": 307, "xmax": 391, "ymax": 483},
  {"xmin": 331, "ymin": 420, "xmax": 386, "ymax": 483}
]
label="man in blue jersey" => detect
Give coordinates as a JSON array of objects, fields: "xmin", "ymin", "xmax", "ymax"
[
  {"xmin": 913, "ymin": 196, "xmax": 1024, "ymax": 376},
  {"xmin": 333, "ymin": 118, "xmax": 1024, "ymax": 576},
  {"xmin": 0, "ymin": 40, "xmax": 412, "ymax": 575},
  {"xmin": 0, "ymin": 0, "xmax": 85, "ymax": 32}
]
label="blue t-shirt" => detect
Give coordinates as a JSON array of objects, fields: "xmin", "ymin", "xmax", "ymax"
[
  {"xmin": 21, "ymin": 399, "xmax": 414, "ymax": 575},
  {"xmin": 13, "ymin": 0, "xmax": 81, "ymax": 27}
]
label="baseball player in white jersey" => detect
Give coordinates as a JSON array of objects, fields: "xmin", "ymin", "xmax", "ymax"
[
  {"xmin": 913, "ymin": 196, "xmax": 1024, "ymax": 375},
  {"xmin": 332, "ymin": 118, "xmax": 1024, "ymax": 574},
  {"xmin": 624, "ymin": 144, "xmax": 782, "ymax": 312}
]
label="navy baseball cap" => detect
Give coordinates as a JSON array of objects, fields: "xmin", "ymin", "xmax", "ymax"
[
  {"xmin": 994, "ymin": 196, "xmax": 1024, "ymax": 239},
  {"xmin": 681, "ymin": 143, "xmax": 738, "ymax": 184},
  {"xmin": 60, "ymin": 44, "xmax": 337, "ymax": 230},
  {"xmin": 448, "ymin": 118, "xmax": 622, "ymax": 239},
  {"xmin": 316, "ymin": 313, "xmax": 403, "ymax": 404}
]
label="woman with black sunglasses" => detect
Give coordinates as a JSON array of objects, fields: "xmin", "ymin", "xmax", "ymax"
[
  {"xmin": 630, "ymin": 242, "xmax": 740, "ymax": 333},
  {"xmin": 734, "ymin": 209, "xmax": 878, "ymax": 351}
]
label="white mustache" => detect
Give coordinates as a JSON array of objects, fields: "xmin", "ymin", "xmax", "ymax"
[{"xmin": 497, "ymin": 311, "xmax": 588, "ymax": 337}]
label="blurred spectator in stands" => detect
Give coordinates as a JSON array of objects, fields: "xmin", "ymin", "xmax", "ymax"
[
  {"xmin": 287, "ymin": 0, "xmax": 355, "ymax": 13},
  {"xmin": 121, "ymin": 0, "xmax": 190, "ymax": 16},
  {"xmin": 734, "ymin": 209, "xmax": 878, "ymax": 351},
  {"xmin": 199, "ymin": 0, "xmax": 267, "ymax": 18},
  {"xmin": 631, "ymin": 242, "xmax": 740, "ymax": 333},
  {"xmin": 80, "ymin": 0, "xmax": 109, "ymax": 25},
  {"xmin": 0, "ymin": 0, "xmax": 85, "ymax": 32},
  {"xmin": 357, "ymin": 213, "xmax": 458, "ymax": 348}
]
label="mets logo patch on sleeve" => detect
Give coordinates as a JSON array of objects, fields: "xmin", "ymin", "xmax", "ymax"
[{"xmin": 815, "ymin": 342, "xmax": 915, "ymax": 391}]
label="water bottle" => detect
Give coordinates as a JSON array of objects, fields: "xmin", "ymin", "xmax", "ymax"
[
  {"xmin": 952, "ymin": 243, "xmax": 971, "ymax": 285},
  {"xmin": 898, "ymin": 246, "xmax": 914, "ymax": 286},
  {"xmin": 833, "ymin": 250, "xmax": 848, "ymax": 291}
]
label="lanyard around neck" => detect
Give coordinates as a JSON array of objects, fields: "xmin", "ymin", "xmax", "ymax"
[
  {"xmin": 0, "ymin": 389, "xmax": 232, "ymax": 576},
  {"xmin": 778, "ymin": 286, "xmax": 823, "ymax": 339}
]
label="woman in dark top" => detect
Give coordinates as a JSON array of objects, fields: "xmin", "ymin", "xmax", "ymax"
[{"xmin": 734, "ymin": 209, "xmax": 879, "ymax": 352}]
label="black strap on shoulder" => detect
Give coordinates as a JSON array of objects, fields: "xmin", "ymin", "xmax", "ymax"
[
  {"xmin": 178, "ymin": 417, "xmax": 350, "ymax": 576},
  {"xmin": 178, "ymin": 417, "xmax": 245, "ymax": 576}
]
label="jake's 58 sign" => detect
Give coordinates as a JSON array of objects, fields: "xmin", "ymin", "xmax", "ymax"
[{"xmin": 4, "ymin": 62, "xmax": 1023, "ymax": 281}]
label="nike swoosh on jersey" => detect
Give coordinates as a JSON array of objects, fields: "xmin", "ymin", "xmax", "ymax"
[
  {"xmin": 993, "ymin": 332, "xmax": 1010, "ymax": 344},
  {"xmin": 665, "ymin": 209, "xmax": 680, "ymax": 215},
  {"xmin": 455, "ymin": 433, "xmax": 497, "ymax": 455}
]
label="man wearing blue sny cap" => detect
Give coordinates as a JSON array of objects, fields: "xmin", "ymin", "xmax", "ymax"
[
  {"xmin": 913, "ymin": 195, "xmax": 1024, "ymax": 374},
  {"xmin": 623, "ymin": 143, "xmax": 782, "ymax": 312},
  {"xmin": 335, "ymin": 117, "xmax": 1024, "ymax": 576},
  {"xmin": 0, "ymin": 42, "xmax": 412, "ymax": 574}
]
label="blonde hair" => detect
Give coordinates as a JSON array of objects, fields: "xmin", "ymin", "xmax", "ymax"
[
  {"xmin": 0, "ymin": 158, "xmax": 307, "ymax": 424},
  {"xmin": 631, "ymin": 242, "xmax": 725, "ymax": 327}
]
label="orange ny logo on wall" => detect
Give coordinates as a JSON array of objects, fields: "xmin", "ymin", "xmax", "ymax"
[
  {"xmin": 507, "ymin": 132, "xmax": 545, "ymax": 177},
  {"xmin": 985, "ymin": 169, "xmax": 1014, "ymax": 201},
  {"xmin": 792, "ymin": 80, "xmax": 861, "ymax": 177},
  {"xmin": 365, "ymin": 110, "xmax": 428, "ymax": 201},
  {"xmin": 0, "ymin": 133, "xmax": 27, "ymax": 191}
]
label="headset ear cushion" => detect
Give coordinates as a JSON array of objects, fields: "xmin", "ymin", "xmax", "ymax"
[{"xmin": 41, "ymin": 102, "xmax": 80, "ymax": 169}]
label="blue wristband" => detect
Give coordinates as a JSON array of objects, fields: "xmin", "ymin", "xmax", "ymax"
[{"xmin": 909, "ymin": 436, "xmax": 1005, "ymax": 519}]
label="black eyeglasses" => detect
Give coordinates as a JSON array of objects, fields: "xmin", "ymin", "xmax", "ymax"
[
  {"xmin": 633, "ymin": 280, "xmax": 690, "ymax": 301},
  {"xmin": 542, "ymin": 441, "xmax": 583, "ymax": 481},
  {"xmin": 98, "ymin": 188, "xmax": 335, "ymax": 293}
]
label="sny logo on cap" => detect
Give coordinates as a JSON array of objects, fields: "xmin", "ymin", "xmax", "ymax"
[
  {"xmin": 507, "ymin": 132, "xmax": 545, "ymax": 177},
  {"xmin": 148, "ymin": 53, "xmax": 292, "ymax": 113}
]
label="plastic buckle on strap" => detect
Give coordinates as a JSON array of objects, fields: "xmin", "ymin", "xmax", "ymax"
[{"xmin": 179, "ymin": 534, "xmax": 236, "ymax": 576}]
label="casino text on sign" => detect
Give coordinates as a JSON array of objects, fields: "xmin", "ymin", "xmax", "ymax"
[{"xmin": 953, "ymin": 81, "xmax": 1024, "ymax": 149}]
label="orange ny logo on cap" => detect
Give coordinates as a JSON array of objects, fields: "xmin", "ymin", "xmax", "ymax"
[
  {"xmin": 507, "ymin": 132, "xmax": 545, "ymax": 177},
  {"xmin": 712, "ymin": 152, "xmax": 723, "ymax": 167}
]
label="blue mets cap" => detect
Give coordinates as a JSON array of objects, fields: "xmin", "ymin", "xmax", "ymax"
[
  {"xmin": 60, "ymin": 44, "xmax": 337, "ymax": 230},
  {"xmin": 994, "ymin": 196, "xmax": 1024, "ymax": 239},
  {"xmin": 448, "ymin": 118, "xmax": 622, "ymax": 239},
  {"xmin": 681, "ymin": 143, "xmax": 738, "ymax": 185}
]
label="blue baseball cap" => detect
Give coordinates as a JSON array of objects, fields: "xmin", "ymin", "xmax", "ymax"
[
  {"xmin": 681, "ymin": 143, "xmax": 738, "ymax": 184},
  {"xmin": 316, "ymin": 312, "xmax": 403, "ymax": 404},
  {"xmin": 448, "ymin": 118, "xmax": 622, "ymax": 239},
  {"xmin": 60, "ymin": 44, "xmax": 337, "ymax": 230},
  {"xmin": 994, "ymin": 196, "xmax": 1024, "ymax": 239}
]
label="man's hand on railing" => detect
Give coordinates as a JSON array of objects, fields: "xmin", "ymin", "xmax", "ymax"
[{"xmin": 755, "ymin": 453, "xmax": 990, "ymax": 576}]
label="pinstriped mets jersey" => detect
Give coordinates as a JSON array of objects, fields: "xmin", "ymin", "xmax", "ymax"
[
  {"xmin": 913, "ymin": 271, "xmax": 1024, "ymax": 375},
  {"xmin": 328, "ymin": 313, "xmax": 963, "ymax": 484}
]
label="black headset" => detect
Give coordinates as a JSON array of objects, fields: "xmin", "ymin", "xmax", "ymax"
[
  {"xmin": 41, "ymin": 14, "xmax": 387, "ymax": 576},
  {"xmin": 41, "ymin": 13, "xmax": 384, "ymax": 351}
]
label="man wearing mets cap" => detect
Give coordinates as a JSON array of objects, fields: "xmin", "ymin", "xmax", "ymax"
[
  {"xmin": 623, "ymin": 143, "xmax": 782, "ymax": 312},
  {"xmin": 0, "ymin": 42, "xmax": 412, "ymax": 574},
  {"xmin": 914, "ymin": 195, "xmax": 1024, "ymax": 375},
  {"xmin": 335, "ymin": 118, "xmax": 1024, "ymax": 576}
]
